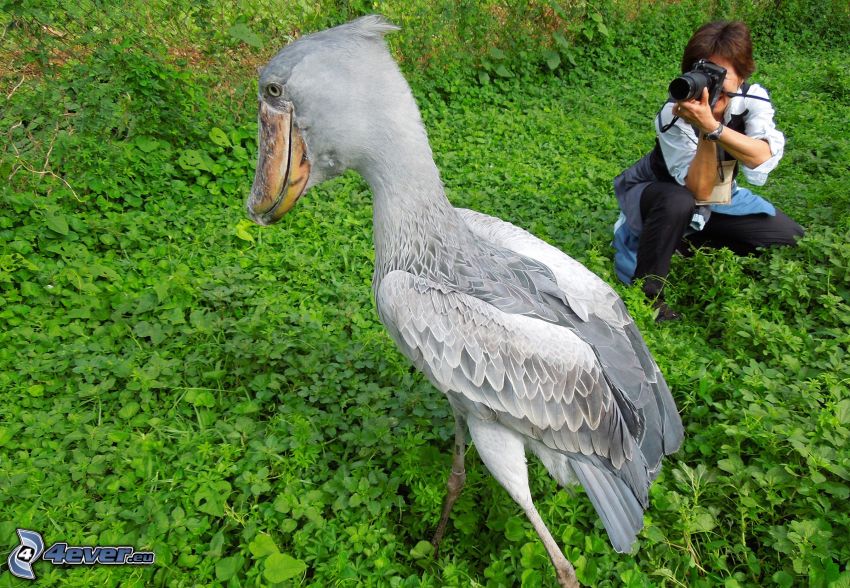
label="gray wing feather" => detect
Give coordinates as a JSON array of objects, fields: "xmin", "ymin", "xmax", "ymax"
[
  {"xmin": 456, "ymin": 208, "xmax": 684, "ymax": 475},
  {"xmin": 377, "ymin": 270, "xmax": 649, "ymax": 502}
]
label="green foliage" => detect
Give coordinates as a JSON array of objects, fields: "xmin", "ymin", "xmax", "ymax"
[{"xmin": 1, "ymin": 2, "xmax": 850, "ymax": 587}]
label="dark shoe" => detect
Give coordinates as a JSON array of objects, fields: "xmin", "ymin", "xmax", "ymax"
[{"xmin": 653, "ymin": 300, "xmax": 682, "ymax": 323}]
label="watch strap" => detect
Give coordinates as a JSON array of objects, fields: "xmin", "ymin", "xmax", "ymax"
[{"xmin": 705, "ymin": 122, "xmax": 724, "ymax": 141}]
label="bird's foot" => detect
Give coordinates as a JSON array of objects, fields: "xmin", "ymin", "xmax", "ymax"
[
  {"xmin": 430, "ymin": 518, "xmax": 447, "ymax": 558},
  {"xmin": 430, "ymin": 536, "xmax": 441, "ymax": 559},
  {"xmin": 556, "ymin": 567, "xmax": 581, "ymax": 588}
]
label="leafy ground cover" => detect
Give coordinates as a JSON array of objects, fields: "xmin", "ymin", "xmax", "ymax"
[{"xmin": 1, "ymin": 2, "xmax": 849, "ymax": 586}]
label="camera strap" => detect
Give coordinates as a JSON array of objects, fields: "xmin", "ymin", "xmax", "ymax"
[
  {"xmin": 725, "ymin": 82, "xmax": 772, "ymax": 103},
  {"xmin": 716, "ymin": 143, "xmax": 728, "ymax": 181},
  {"xmin": 657, "ymin": 100, "xmax": 680, "ymax": 134}
]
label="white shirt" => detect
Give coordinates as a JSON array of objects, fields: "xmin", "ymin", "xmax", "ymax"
[{"xmin": 654, "ymin": 83, "xmax": 785, "ymax": 187}]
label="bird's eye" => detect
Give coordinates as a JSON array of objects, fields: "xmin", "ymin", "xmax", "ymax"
[{"xmin": 266, "ymin": 83, "xmax": 282, "ymax": 98}]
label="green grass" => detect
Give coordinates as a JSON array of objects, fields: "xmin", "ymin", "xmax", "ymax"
[{"xmin": 1, "ymin": 4, "xmax": 850, "ymax": 587}]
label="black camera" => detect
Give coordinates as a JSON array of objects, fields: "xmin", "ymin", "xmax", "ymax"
[{"xmin": 668, "ymin": 59, "xmax": 727, "ymax": 107}]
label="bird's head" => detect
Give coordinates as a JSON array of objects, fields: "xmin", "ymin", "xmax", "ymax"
[{"xmin": 247, "ymin": 15, "xmax": 406, "ymax": 225}]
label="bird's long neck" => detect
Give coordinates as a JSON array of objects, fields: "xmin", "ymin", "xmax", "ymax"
[{"xmin": 362, "ymin": 120, "xmax": 472, "ymax": 287}]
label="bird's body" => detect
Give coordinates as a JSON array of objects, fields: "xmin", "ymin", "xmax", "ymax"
[{"xmin": 246, "ymin": 16, "xmax": 684, "ymax": 586}]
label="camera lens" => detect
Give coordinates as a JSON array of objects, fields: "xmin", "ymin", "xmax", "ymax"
[{"xmin": 669, "ymin": 72, "xmax": 708, "ymax": 101}]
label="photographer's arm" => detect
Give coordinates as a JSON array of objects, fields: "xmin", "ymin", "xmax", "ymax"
[
  {"xmin": 684, "ymin": 136, "xmax": 720, "ymax": 201},
  {"xmin": 676, "ymin": 88, "xmax": 773, "ymax": 195},
  {"xmin": 715, "ymin": 129, "xmax": 772, "ymax": 169}
]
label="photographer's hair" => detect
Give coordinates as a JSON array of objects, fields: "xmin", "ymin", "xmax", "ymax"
[{"xmin": 682, "ymin": 21, "xmax": 755, "ymax": 80}]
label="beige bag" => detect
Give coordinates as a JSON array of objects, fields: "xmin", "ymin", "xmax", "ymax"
[{"xmin": 699, "ymin": 159, "xmax": 736, "ymax": 205}]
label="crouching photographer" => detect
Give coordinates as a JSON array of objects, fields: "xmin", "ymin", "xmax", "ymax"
[{"xmin": 612, "ymin": 21, "xmax": 803, "ymax": 321}]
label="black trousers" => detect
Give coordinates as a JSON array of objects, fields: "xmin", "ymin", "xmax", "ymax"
[{"xmin": 634, "ymin": 181, "xmax": 804, "ymax": 298}]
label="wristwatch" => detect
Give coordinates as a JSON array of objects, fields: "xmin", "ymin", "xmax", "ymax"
[{"xmin": 704, "ymin": 123, "xmax": 724, "ymax": 142}]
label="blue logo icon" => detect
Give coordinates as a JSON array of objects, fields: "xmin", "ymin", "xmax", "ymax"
[
  {"xmin": 6, "ymin": 528, "xmax": 155, "ymax": 580},
  {"xmin": 8, "ymin": 529, "xmax": 45, "ymax": 580}
]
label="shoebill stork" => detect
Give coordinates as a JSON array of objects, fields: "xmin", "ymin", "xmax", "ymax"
[{"xmin": 246, "ymin": 16, "xmax": 683, "ymax": 587}]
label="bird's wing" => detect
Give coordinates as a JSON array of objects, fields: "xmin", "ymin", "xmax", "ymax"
[
  {"xmin": 456, "ymin": 208, "xmax": 684, "ymax": 473},
  {"xmin": 456, "ymin": 208, "xmax": 623, "ymax": 324},
  {"xmin": 376, "ymin": 269, "xmax": 650, "ymax": 504}
]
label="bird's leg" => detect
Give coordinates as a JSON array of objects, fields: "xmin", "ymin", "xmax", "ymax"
[
  {"xmin": 522, "ymin": 503, "xmax": 580, "ymax": 588},
  {"xmin": 466, "ymin": 416, "xmax": 580, "ymax": 588},
  {"xmin": 431, "ymin": 414, "xmax": 466, "ymax": 554}
]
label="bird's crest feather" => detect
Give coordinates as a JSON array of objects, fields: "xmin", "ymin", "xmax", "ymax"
[{"xmin": 342, "ymin": 15, "xmax": 400, "ymax": 40}]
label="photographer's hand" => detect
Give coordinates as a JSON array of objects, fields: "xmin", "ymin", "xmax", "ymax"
[{"xmin": 672, "ymin": 88, "xmax": 721, "ymax": 134}]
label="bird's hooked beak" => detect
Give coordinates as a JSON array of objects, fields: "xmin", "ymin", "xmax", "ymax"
[{"xmin": 247, "ymin": 100, "xmax": 310, "ymax": 225}]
